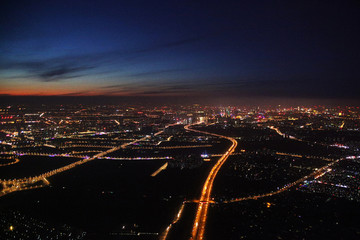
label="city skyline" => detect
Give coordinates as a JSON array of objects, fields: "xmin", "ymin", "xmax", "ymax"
[{"xmin": 1, "ymin": 103, "xmax": 360, "ymax": 239}]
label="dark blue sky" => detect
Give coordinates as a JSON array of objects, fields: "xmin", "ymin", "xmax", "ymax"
[{"xmin": 1, "ymin": 0, "xmax": 359, "ymax": 100}]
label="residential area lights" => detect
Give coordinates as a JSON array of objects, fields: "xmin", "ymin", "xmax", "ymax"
[{"xmin": 0, "ymin": 125, "xmax": 176, "ymax": 197}]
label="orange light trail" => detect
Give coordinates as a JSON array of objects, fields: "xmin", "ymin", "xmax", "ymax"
[
  {"xmin": 224, "ymin": 157, "xmax": 343, "ymax": 203},
  {"xmin": 185, "ymin": 123, "xmax": 238, "ymax": 240},
  {"xmin": 0, "ymin": 158, "xmax": 20, "ymax": 167}
]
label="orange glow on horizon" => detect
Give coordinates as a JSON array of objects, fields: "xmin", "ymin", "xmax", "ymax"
[{"xmin": 0, "ymin": 89, "xmax": 195, "ymax": 97}]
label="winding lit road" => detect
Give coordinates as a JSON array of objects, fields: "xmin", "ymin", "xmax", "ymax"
[{"xmin": 184, "ymin": 124, "xmax": 238, "ymax": 240}]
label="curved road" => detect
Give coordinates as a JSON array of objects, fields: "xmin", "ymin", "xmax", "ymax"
[{"xmin": 184, "ymin": 124, "xmax": 238, "ymax": 240}]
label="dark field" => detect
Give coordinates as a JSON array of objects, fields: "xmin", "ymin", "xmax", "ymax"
[
  {"xmin": 0, "ymin": 155, "xmax": 80, "ymax": 179},
  {"xmin": 206, "ymin": 190, "xmax": 360, "ymax": 240},
  {"xmin": 0, "ymin": 158, "xmax": 216, "ymax": 239}
]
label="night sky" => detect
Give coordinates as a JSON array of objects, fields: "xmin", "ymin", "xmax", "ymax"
[{"xmin": 1, "ymin": 0, "xmax": 359, "ymax": 101}]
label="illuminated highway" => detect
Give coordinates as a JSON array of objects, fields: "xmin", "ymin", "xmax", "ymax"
[
  {"xmin": 151, "ymin": 162, "xmax": 169, "ymax": 177},
  {"xmin": 224, "ymin": 157, "xmax": 342, "ymax": 203},
  {"xmin": 184, "ymin": 123, "xmax": 238, "ymax": 240},
  {"xmin": 0, "ymin": 123, "xmax": 178, "ymax": 197},
  {"xmin": 129, "ymin": 145, "xmax": 213, "ymax": 150},
  {"xmin": 269, "ymin": 126, "xmax": 301, "ymax": 141},
  {"xmin": 160, "ymin": 201, "xmax": 187, "ymax": 240},
  {"xmin": 275, "ymin": 152, "xmax": 334, "ymax": 162},
  {"xmin": 0, "ymin": 152, "xmax": 173, "ymax": 161},
  {"xmin": 0, "ymin": 157, "xmax": 20, "ymax": 167},
  {"xmin": 159, "ymin": 150, "xmax": 344, "ymax": 239}
]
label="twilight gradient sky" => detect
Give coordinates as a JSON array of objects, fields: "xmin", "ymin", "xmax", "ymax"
[{"xmin": 1, "ymin": 0, "xmax": 359, "ymax": 99}]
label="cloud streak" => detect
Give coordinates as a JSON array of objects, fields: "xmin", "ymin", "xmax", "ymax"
[
  {"xmin": 39, "ymin": 66, "xmax": 94, "ymax": 82},
  {"xmin": 0, "ymin": 36, "xmax": 205, "ymax": 82},
  {"xmin": 124, "ymin": 68, "xmax": 187, "ymax": 78}
]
